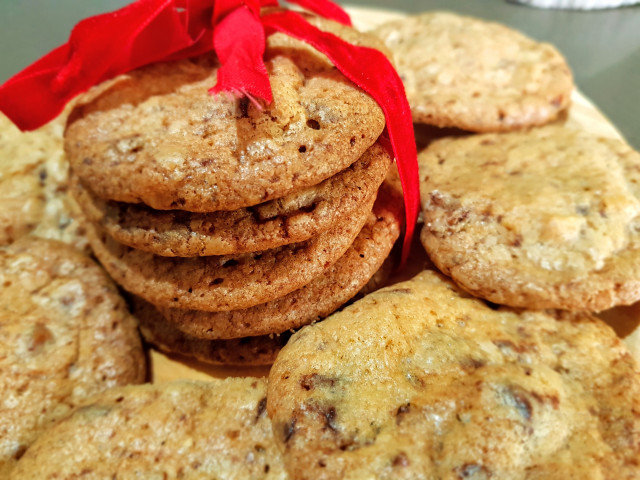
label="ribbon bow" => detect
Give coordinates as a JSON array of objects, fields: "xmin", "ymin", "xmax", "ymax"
[{"xmin": 0, "ymin": 0, "xmax": 418, "ymax": 262}]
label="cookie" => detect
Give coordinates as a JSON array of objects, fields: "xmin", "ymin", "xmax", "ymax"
[
  {"xmin": 72, "ymin": 142, "xmax": 391, "ymax": 257},
  {"xmin": 373, "ymin": 12, "xmax": 573, "ymax": 131},
  {"xmin": 11, "ymin": 379, "xmax": 286, "ymax": 479},
  {"xmin": 0, "ymin": 238, "xmax": 145, "ymax": 476},
  {"xmin": 133, "ymin": 298, "xmax": 287, "ymax": 366},
  {"xmin": 268, "ymin": 270, "xmax": 640, "ymax": 479},
  {"xmin": 65, "ymin": 18, "xmax": 386, "ymax": 212},
  {"xmin": 156, "ymin": 185, "xmax": 401, "ymax": 339},
  {"xmin": 419, "ymin": 126, "xmax": 640, "ymax": 311},
  {"xmin": 85, "ymin": 192, "xmax": 372, "ymax": 311},
  {"xmin": 0, "ymin": 112, "xmax": 89, "ymax": 251}
]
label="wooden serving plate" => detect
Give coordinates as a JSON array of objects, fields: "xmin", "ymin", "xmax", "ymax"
[{"xmin": 149, "ymin": 6, "xmax": 628, "ymax": 383}]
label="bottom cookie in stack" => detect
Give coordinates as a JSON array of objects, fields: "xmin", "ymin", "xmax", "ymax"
[
  {"xmin": 133, "ymin": 298, "xmax": 290, "ymax": 366},
  {"xmin": 126, "ymin": 186, "xmax": 401, "ymax": 365}
]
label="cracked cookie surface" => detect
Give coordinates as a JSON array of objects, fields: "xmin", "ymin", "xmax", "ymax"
[
  {"xmin": 419, "ymin": 126, "xmax": 640, "ymax": 311},
  {"xmin": 374, "ymin": 12, "xmax": 573, "ymax": 132},
  {"xmin": 268, "ymin": 270, "xmax": 640, "ymax": 480},
  {"xmin": 0, "ymin": 238, "xmax": 145, "ymax": 476}
]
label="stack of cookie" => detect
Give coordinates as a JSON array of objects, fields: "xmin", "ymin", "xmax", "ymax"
[{"xmin": 66, "ymin": 18, "xmax": 402, "ymax": 366}]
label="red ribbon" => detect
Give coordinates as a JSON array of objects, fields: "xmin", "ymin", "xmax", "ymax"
[{"xmin": 0, "ymin": 0, "xmax": 418, "ymax": 263}]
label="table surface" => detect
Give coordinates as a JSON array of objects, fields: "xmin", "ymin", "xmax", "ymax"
[{"xmin": 0, "ymin": 0, "xmax": 638, "ymax": 147}]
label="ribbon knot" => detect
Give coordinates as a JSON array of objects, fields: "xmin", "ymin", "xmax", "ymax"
[
  {"xmin": 211, "ymin": 0, "xmax": 273, "ymax": 103},
  {"xmin": 0, "ymin": 0, "xmax": 419, "ymax": 263},
  {"xmin": 212, "ymin": 0, "xmax": 264, "ymax": 21}
]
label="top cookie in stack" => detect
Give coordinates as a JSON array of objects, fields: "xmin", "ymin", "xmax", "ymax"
[{"xmin": 65, "ymin": 16, "xmax": 402, "ymax": 365}]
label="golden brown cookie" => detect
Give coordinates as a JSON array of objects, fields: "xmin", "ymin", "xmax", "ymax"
[
  {"xmin": 85, "ymin": 194, "xmax": 372, "ymax": 312},
  {"xmin": 373, "ymin": 12, "xmax": 573, "ymax": 131},
  {"xmin": 133, "ymin": 298, "xmax": 287, "ymax": 366},
  {"xmin": 419, "ymin": 126, "xmax": 640, "ymax": 311},
  {"xmin": 65, "ymin": 18, "xmax": 386, "ymax": 212},
  {"xmin": 156, "ymin": 186, "xmax": 402, "ymax": 339},
  {"xmin": 0, "ymin": 113, "xmax": 88, "ymax": 251},
  {"xmin": 11, "ymin": 379, "xmax": 286, "ymax": 479},
  {"xmin": 0, "ymin": 238, "xmax": 145, "ymax": 476},
  {"xmin": 72, "ymin": 142, "xmax": 391, "ymax": 256},
  {"xmin": 268, "ymin": 270, "xmax": 640, "ymax": 479}
]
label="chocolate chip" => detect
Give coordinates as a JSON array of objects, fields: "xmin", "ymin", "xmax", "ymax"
[
  {"xmin": 12, "ymin": 445, "xmax": 27, "ymax": 460},
  {"xmin": 511, "ymin": 234, "xmax": 523, "ymax": 247},
  {"xmin": 493, "ymin": 339, "xmax": 527, "ymax": 355},
  {"xmin": 283, "ymin": 418, "xmax": 296, "ymax": 443},
  {"xmin": 551, "ymin": 95, "xmax": 564, "ymax": 108},
  {"xmin": 255, "ymin": 397, "xmax": 267, "ymax": 422},
  {"xmin": 530, "ymin": 391, "xmax": 560, "ymax": 409},
  {"xmin": 463, "ymin": 358, "xmax": 486, "ymax": 370},
  {"xmin": 29, "ymin": 323, "xmax": 53, "ymax": 352},
  {"xmin": 576, "ymin": 205, "xmax": 590, "ymax": 215},
  {"xmin": 392, "ymin": 452, "xmax": 410, "ymax": 467},
  {"xmin": 300, "ymin": 373, "xmax": 337, "ymax": 391},
  {"xmin": 396, "ymin": 403, "xmax": 411, "ymax": 425},
  {"xmin": 502, "ymin": 386, "xmax": 532, "ymax": 421},
  {"xmin": 324, "ymin": 406, "xmax": 338, "ymax": 433}
]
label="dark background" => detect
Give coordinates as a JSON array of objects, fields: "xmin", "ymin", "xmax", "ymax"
[{"xmin": 0, "ymin": 0, "xmax": 637, "ymax": 147}]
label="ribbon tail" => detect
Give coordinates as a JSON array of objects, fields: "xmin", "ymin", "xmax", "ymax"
[
  {"xmin": 263, "ymin": 10, "xmax": 419, "ymax": 265},
  {"xmin": 211, "ymin": 6, "xmax": 272, "ymax": 103},
  {"xmin": 0, "ymin": 45, "xmax": 72, "ymax": 131},
  {"xmin": 0, "ymin": 0, "xmax": 197, "ymax": 131},
  {"xmin": 286, "ymin": 0, "xmax": 352, "ymax": 26}
]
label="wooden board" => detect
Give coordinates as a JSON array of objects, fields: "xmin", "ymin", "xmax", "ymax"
[{"xmin": 147, "ymin": 6, "xmax": 624, "ymax": 383}]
